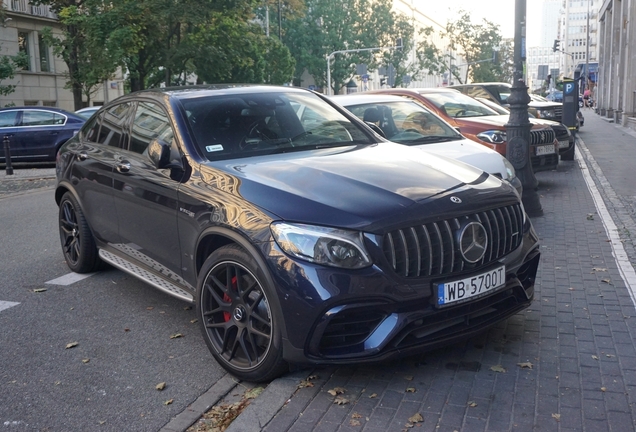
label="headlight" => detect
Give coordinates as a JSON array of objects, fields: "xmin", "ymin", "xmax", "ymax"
[
  {"xmin": 502, "ymin": 157, "xmax": 516, "ymax": 181},
  {"xmin": 536, "ymin": 109, "xmax": 556, "ymax": 119},
  {"xmin": 476, "ymin": 130, "xmax": 506, "ymax": 144},
  {"xmin": 271, "ymin": 222, "xmax": 372, "ymax": 269}
]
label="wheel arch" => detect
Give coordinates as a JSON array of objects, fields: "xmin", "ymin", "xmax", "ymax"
[{"xmin": 194, "ymin": 227, "xmax": 289, "ymax": 342}]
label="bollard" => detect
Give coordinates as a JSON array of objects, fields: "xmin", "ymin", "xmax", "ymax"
[{"xmin": 3, "ymin": 135, "xmax": 13, "ymax": 175}]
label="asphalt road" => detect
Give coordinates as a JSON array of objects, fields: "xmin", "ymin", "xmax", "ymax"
[{"xmin": 0, "ymin": 187, "xmax": 229, "ymax": 431}]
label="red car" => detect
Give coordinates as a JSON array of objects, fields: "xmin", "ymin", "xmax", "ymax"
[{"xmin": 368, "ymin": 88, "xmax": 559, "ymax": 172}]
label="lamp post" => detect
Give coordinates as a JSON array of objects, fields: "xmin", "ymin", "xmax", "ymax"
[{"xmin": 506, "ymin": 0, "xmax": 542, "ymax": 216}]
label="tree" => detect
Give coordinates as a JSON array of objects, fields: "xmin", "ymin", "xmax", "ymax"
[
  {"xmin": 285, "ymin": 0, "xmax": 411, "ymax": 94},
  {"xmin": 40, "ymin": 3, "xmax": 119, "ymax": 108},
  {"xmin": 442, "ymin": 11, "xmax": 503, "ymax": 84},
  {"xmin": 0, "ymin": 51, "xmax": 28, "ymax": 98}
]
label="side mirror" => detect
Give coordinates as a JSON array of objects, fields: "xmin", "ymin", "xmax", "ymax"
[
  {"xmin": 147, "ymin": 138, "xmax": 182, "ymax": 170},
  {"xmin": 365, "ymin": 122, "xmax": 386, "ymax": 138}
]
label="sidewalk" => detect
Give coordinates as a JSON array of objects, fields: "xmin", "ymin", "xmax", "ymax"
[
  {"xmin": 0, "ymin": 166, "xmax": 56, "ymax": 197},
  {"xmin": 211, "ymin": 113, "xmax": 636, "ymax": 432}
]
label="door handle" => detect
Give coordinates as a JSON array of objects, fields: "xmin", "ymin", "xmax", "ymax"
[
  {"xmin": 77, "ymin": 152, "xmax": 88, "ymax": 161},
  {"xmin": 116, "ymin": 161, "xmax": 131, "ymax": 173}
]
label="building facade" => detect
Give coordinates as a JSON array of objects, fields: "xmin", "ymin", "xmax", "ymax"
[
  {"xmin": 0, "ymin": 0, "xmax": 122, "ymax": 111},
  {"xmin": 597, "ymin": 0, "xmax": 636, "ymax": 129}
]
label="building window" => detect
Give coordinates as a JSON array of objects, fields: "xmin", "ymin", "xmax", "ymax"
[
  {"xmin": 38, "ymin": 34, "xmax": 50, "ymax": 72},
  {"xmin": 18, "ymin": 31, "xmax": 30, "ymax": 71}
]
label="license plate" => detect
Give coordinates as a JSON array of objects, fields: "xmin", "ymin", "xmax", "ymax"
[
  {"xmin": 536, "ymin": 144, "xmax": 555, "ymax": 156},
  {"xmin": 437, "ymin": 265, "xmax": 506, "ymax": 306},
  {"xmin": 558, "ymin": 140, "xmax": 570, "ymax": 149},
  {"xmin": 537, "ymin": 144, "xmax": 554, "ymax": 156}
]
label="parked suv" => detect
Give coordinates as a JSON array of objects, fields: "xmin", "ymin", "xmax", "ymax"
[
  {"xmin": 0, "ymin": 106, "xmax": 85, "ymax": 163},
  {"xmin": 370, "ymin": 88, "xmax": 559, "ymax": 172},
  {"xmin": 55, "ymin": 85, "xmax": 540, "ymax": 382},
  {"xmin": 450, "ymin": 82, "xmax": 563, "ymax": 123}
]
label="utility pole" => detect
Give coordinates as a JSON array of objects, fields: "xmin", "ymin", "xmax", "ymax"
[{"xmin": 506, "ymin": 0, "xmax": 542, "ymax": 216}]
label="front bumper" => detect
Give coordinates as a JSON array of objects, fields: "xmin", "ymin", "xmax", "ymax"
[{"xmin": 265, "ymin": 224, "xmax": 540, "ymax": 365}]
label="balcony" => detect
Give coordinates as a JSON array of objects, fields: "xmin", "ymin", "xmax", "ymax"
[{"xmin": 4, "ymin": 0, "xmax": 57, "ymax": 19}]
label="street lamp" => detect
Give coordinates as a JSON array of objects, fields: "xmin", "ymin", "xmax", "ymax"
[{"xmin": 506, "ymin": 0, "xmax": 542, "ymax": 216}]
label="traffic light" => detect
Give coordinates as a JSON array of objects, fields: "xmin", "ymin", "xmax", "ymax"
[
  {"xmin": 552, "ymin": 39, "xmax": 560, "ymax": 52},
  {"xmin": 396, "ymin": 38, "xmax": 403, "ymax": 51}
]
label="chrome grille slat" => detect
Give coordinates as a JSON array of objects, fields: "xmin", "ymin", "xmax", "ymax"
[
  {"xmin": 409, "ymin": 227, "xmax": 421, "ymax": 277},
  {"xmin": 383, "ymin": 204, "xmax": 523, "ymax": 278},
  {"xmin": 398, "ymin": 229, "xmax": 409, "ymax": 277}
]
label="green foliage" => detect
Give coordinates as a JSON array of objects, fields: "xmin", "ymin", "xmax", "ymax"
[
  {"xmin": 0, "ymin": 51, "xmax": 28, "ymax": 96},
  {"xmin": 442, "ymin": 11, "xmax": 503, "ymax": 84},
  {"xmin": 285, "ymin": 0, "xmax": 415, "ymax": 93}
]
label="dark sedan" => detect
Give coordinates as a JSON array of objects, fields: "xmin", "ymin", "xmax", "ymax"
[
  {"xmin": 0, "ymin": 106, "xmax": 85, "ymax": 163},
  {"xmin": 55, "ymin": 85, "xmax": 540, "ymax": 382}
]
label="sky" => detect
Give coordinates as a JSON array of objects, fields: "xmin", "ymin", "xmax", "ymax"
[{"xmin": 421, "ymin": 0, "xmax": 544, "ymax": 47}]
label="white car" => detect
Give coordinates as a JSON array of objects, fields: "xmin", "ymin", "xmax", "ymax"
[{"xmin": 331, "ymin": 94, "xmax": 522, "ymax": 195}]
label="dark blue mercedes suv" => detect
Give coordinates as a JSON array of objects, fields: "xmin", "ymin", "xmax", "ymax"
[{"xmin": 55, "ymin": 85, "xmax": 540, "ymax": 382}]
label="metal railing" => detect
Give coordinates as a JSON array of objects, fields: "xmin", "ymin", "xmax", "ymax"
[{"xmin": 4, "ymin": 0, "xmax": 56, "ymax": 19}]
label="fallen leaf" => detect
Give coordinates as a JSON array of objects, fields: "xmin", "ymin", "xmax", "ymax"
[
  {"xmin": 408, "ymin": 413, "xmax": 424, "ymax": 423},
  {"xmin": 601, "ymin": 387, "xmax": 607, "ymax": 392},
  {"xmin": 352, "ymin": 413, "xmax": 362, "ymax": 419},
  {"xmin": 468, "ymin": 401, "xmax": 477, "ymax": 407},
  {"xmin": 552, "ymin": 413, "xmax": 561, "ymax": 421},
  {"xmin": 592, "ymin": 355, "xmax": 599, "ymax": 360},
  {"xmin": 190, "ymin": 319, "xmax": 198, "ymax": 324},
  {"xmin": 334, "ymin": 395, "xmax": 349, "ymax": 405},
  {"xmin": 146, "ymin": 307, "xmax": 154, "ymax": 310},
  {"xmin": 164, "ymin": 399, "xmax": 174, "ymax": 405},
  {"xmin": 490, "ymin": 365, "xmax": 507, "ymax": 373},
  {"xmin": 349, "ymin": 419, "xmax": 361, "ymax": 426},
  {"xmin": 568, "ymin": 287, "xmax": 575, "ymax": 291},
  {"xmin": 327, "ymin": 387, "xmax": 346, "ymax": 396},
  {"xmin": 244, "ymin": 387, "xmax": 264, "ymax": 399},
  {"xmin": 587, "ymin": 214, "xmax": 594, "ymax": 220},
  {"xmin": 307, "ymin": 375, "xmax": 319, "ymax": 380},
  {"xmin": 555, "ymin": 266, "xmax": 561, "ymax": 270},
  {"xmin": 602, "ymin": 279, "xmax": 611, "ymax": 284},
  {"xmin": 606, "ymin": 354, "xmax": 615, "ymax": 358},
  {"xmin": 98, "ymin": 420, "xmax": 106, "ymax": 425},
  {"xmin": 404, "ymin": 375, "xmax": 413, "ymax": 381},
  {"xmin": 65, "ymin": 342, "xmax": 78, "ymax": 349},
  {"xmin": 592, "ymin": 267, "xmax": 607, "ymax": 272},
  {"xmin": 82, "ymin": 358, "xmax": 90, "ymax": 364},
  {"xmin": 406, "ymin": 387, "xmax": 416, "ymax": 393},
  {"xmin": 369, "ymin": 393, "xmax": 377, "ymax": 398},
  {"xmin": 169, "ymin": 333, "xmax": 183, "ymax": 339},
  {"xmin": 156, "ymin": 382, "xmax": 166, "ymax": 391},
  {"xmin": 33, "ymin": 288, "xmax": 47, "ymax": 293},
  {"xmin": 297, "ymin": 380, "xmax": 314, "ymax": 389},
  {"xmin": 517, "ymin": 362, "xmax": 533, "ymax": 369},
  {"xmin": 404, "ymin": 423, "xmax": 414, "ymax": 429},
  {"xmin": 124, "ymin": 328, "xmax": 130, "ymax": 332}
]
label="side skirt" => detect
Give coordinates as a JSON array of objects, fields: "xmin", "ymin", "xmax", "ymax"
[{"xmin": 99, "ymin": 249, "xmax": 194, "ymax": 303}]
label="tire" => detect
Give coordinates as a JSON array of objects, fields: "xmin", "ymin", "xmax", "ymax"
[
  {"xmin": 58, "ymin": 192, "xmax": 103, "ymax": 273},
  {"xmin": 561, "ymin": 142, "xmax": 575, "ymax": 161},
  {"xmin": 196, "ymin": 244, "xmax": 288, "ymax": 382}
]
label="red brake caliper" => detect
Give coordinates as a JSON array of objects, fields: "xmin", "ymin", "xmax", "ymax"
[{"xmin": 222, "ymin": 276, "xmax": 238, "ymax": 322}]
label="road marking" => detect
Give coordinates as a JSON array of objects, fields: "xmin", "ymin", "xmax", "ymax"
[
  {"xmin": 0, "ymin": 301, "xmax": 20, "ymax": 312},
  {"xmin": 45, "ymin": 272, "xmax": 97, "ymax": 286},
  {"xmin": 576, "ymin": 138, "xmax": 636, "ymax": 306}
]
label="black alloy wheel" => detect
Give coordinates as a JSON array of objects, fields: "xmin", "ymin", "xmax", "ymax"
[
  {"xmin": 197, "ymin": 245, "xmax": 287, "ymax": 382},
  {"xmin": 58, "ymin": 192, "xmax": 101, "ymax": 273}
]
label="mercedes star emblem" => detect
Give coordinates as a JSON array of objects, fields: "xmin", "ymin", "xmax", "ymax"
[{"xmin": 459, "ymin": 222, "xmax": 488, "ymax": 263}]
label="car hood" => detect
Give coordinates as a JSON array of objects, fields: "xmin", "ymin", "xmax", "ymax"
[
  {"xmin": 200, "ymin": 142, "xmax": 505, "ymax": 229},
  {"xmin": 456, "ymin": 115, "xmax": 512, "ymax": 128},
  {"xmin": 529, "ymin": 101, "xmax": 562, "ymax": 109},
  {"xmin": 410, "ymin": 138, "xmax": 511, "ymax": 180}
]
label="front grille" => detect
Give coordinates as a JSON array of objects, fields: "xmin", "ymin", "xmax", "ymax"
[
  {"xmin": 553, "ymin": 106, "xmax": 563, "ymax": 122},
  {"xmin": 529, "ymin": 128, "xmax": 556, "ymax": 145},
  {"xmin": 382, "ymin": 204, "xmax": 524, "ymax": 278}
]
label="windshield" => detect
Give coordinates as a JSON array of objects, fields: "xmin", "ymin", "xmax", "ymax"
[
  {"xmin": 485, "ymin": 85, "xmax": 512, "ymax": 103},
  {"xmin": 179, "ymin": 91, "xmax": 373, "ymax": 161},
  {"xmin": 343, "ymin": 100, "xmax": 461, "ymax": 145},
  {"xmin": 422, "ymin": 91, "xmax": 501, "ymax": 118}
]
